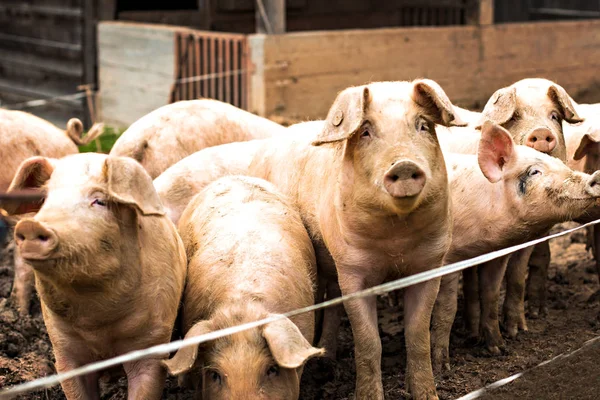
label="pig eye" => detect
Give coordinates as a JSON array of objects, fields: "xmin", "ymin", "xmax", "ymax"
[
  {"xmin": 417, "ymin": 120, "xmax": 430, "ymax": 133},
  {"xmin": 510, "ymin": 112, "xmax": 519, "ymax": 122},
  {"xmin": 360, "ymin": 128, "xmax": 371, "ymax": 139},
  {"xmin": 209, "ymin": 370, "xmax": 222, "ymax": 385},
  {"xmin": 528, "ymin": 168, "xmax": 542, "ymax": 177},
  {"xmin": 266, "ymin": 365, "xmax": 280, "ymax": 378},
  {"xmin": 550, "ymin": 111, "xmax": 560, "ymax": 122},
  {"xmin": 91, "ymin": 199, "xmax": 107, "ymax": 207}
]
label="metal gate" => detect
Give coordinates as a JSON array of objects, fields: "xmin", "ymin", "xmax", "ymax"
[{"xmin": 170, "ymin": 30, "xmax": 249, "ymax": 110}]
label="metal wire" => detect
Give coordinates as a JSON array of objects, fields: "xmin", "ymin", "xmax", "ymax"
[{"xmin": 2, "ymin": 217, "xmax": 599, "ymax": 398}]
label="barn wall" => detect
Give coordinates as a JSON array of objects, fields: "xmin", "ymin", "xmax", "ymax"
[
  {"xmin": 97, "ymin": 22, "xmax": 176, "ymax": 128},
  {"xmin": 0, "ymin": 0, "xmax": 90, "ymax": 127},
  {"xmin": 251, "ymin": 19, "xmax": 600, "ymax": 120}
]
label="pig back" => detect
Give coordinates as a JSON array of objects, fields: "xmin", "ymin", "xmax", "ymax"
[
  {"xmin": 177, "ymin": 175, "xmax": 317, "ymax": 335},
  {"xmin": 110, "ymin": 99, "xmax": 287, "ymax": 179},
  {"xmin": 0, "ymin": 110, "xmax": 78, "ymax": 190}
]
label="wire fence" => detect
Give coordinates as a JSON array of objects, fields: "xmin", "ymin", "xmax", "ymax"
[{"xmin": 2, "ymin": 217, "xmax": 599, "ymax": 398}]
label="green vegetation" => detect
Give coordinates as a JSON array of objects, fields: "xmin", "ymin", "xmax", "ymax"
[{"xmin": 78, "ymin": 126, "xmax": 125, "ymax": 154}]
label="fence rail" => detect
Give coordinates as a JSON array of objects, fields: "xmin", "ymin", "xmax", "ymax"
[{"xmin": 170, "ymin": 30, "xmax": 249, "ymax": 110}]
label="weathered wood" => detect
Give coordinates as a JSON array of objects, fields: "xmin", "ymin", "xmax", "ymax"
[
  {"xmin": 82, "ymin": 0, "xmax": 96, "ymax": 126},
  {"xmin": 249, "ymin": 19, "xmax": 600, "ymax": 120},
  {"xmin": 97, "ymin": 22, "xmax": 176, "ymax": 128},
  {"xmin": 466, "ymin": 0, "xmax": 494, "ymax": 25},
  {"xmin": 98, "ymin": 0, "xmax": 117, "ymax": 20},
  {"xmin": 256, "ymin": 0, "xmax": 286, "ymax": 34},
  {"xmin": 197, "ymin": 0, "xmax": 213, "ymax": 29}
]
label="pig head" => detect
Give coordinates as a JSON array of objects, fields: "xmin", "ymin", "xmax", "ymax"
[{"xmin": 478, "ymin": 78, "xmax": 582, "ymax": 161}]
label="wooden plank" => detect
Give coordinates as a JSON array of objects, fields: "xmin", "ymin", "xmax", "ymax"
[
  {"xmin": 82, "ymin": 0, "xmax": 96, "ymax": 126},
  {"xmin": 256, "ymin": 0, "xmax": 286, "ymax": 34},
  {"xmin": 97, "ymin": 0, "xmax": 117, "ymax": 21},
  {"xmin": 253, "ymin": 19, "xmax": 600, "ymax": 120},
  {"xmin": 97, "ymin": 22, "xmax": 175, "ymax": 127}
]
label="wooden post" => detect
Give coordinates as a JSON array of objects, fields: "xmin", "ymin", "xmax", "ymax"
[
  {"xmin": 256, "ymin": 0, "xmax": 286, "ymax": 34},
  {"xmin": 98, "ymin": 0, "xmax": 117, "ymax": 21},
  {"xmin": 197, "ymin": 0, "xmax": 213, "ymax": 30},
  {"xmin": 82, "ymin": 0, "xmax": 97, "ymax": 128},
  {"xmin": 466, "ymin": 0, "xmax": 494, "ymax": 25}
]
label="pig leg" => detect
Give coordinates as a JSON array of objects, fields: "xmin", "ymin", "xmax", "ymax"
[
  {"xmin": 10, "ymin": 249, "xmax": 34, "ymax": 316},
  {"xmin": 526, "ymin": 242, "xmax": 550, "ymax": 319},
  {"xmin": 478, "ymin": 256, "xmax": 509, "ymax": 355},
  {"xmin": 462, "ymin": 267, "xmax": 480, "ymax": 340},
  {"xmin": 54, "ymin": 353, "xmax": 100, "ymax": 399},
  {"xmin": 404, "ymin": 277, "xmax": 440, "ymax": 400},
  {"xmin": 317, "ymin": 280, "xmax": 343, "ymax": 360},
  {"xmin": 431, "ymin": 272, "xmax": 459, "ymax": 373},
  {"xmin": 124, "ymin": 358, "xmax": 166, "ymax": 400},
  {"xmin": 594, "ymin": 226, "xmax": 600, "ymax": 285},
  {"xmin": 503, "ymin": 247, "xmax": 534, "ymax": 338},
  {"xmin": 338, "ymin": 273, "xmax": 383, "ymax": 400}
]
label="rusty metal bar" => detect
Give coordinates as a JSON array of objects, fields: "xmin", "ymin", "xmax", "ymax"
[
  {"xmin": 0, "ymin": 191, "xmax": 45, "ymax": 202},
  {"xmin": 219, "ymin": 38, "xmax": 225, "ymax": 102},
  {"xmin": 224, "ymin": 39, "xmax": 231, "ymax": 105},
  {"xmin": 202, "ymin": 36, "xmax": 209, "ymax": 98},
  {"xmin": 233, "ymin": 39, "xmax": 239, "ymax": 108},
  {"xmin": 195, "ymin": 36, "xmax": 201, "ymax": 99},
  {"xmin": 210, "ymin": 37, "xmax": 216, "ymax": 100}
]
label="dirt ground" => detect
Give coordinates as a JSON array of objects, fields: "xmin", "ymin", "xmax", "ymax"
[{"xmin": 1, "ymin": 222, "xmax": 600, "ymax": 399}]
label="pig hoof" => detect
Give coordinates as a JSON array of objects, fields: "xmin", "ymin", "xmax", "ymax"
[{"xmin": 528, "ymin": 308, "xmax": 539, "ymax": 320}]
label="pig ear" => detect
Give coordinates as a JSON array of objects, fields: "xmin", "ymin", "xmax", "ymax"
[
  {"xmin": 548, "ymin": 85, "xmax": 583, "ymax": 124},
  {"xmin": 312, "ymin": 86, "xmax": 369, "ymax": 146},
  {"xmin": 3, "ymin": 157, "xmax": 55, "ymax": 215},
  {"xmin": 412, "ymin": 79, "xmax": 466, "ymax": 127},
  {"xmin": 263, "ymin": 315, "xmax": 325, "ymax": 369},
  {"xmin": 162, "ymin": 320, "xmax": 213, "ymax": 376},
  {"xmin": 477, "ymin": 87, "xmax": 517, "ymax": 129},
  {"xmin": 574, "ymin": 128, "xmax": 600, "ymax": 161},
  {"xmin": 105, "ymin": 156, "xmax": 165, "ymax": 216},
  {"xmin": 477, "ymin": 121, "xmax": 515, "ymax": 183}
]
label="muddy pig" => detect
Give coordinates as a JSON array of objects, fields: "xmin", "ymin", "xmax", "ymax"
[
  {"xmin": 155, "ymin": 79, "xmax": 465, "ymax": 399},
  {"xmin": 5, "ymin": 154, "xmax": 186, "ymax": 399},
  {"xmin": 109, "ymin": 99, "xmax": 287, "ymax": 179},
  {"xmin": 431, "ymin": 121, "xmax": 600, "ymax": 371},
  {"xmin": 163, "ymin": 175, "xmax": 323, "ymax": 399},
  {"xmin": 438, "ymin": 78, "xmax": 583, "ymax": 337},
  {"xmin": 0, "ymin": 109, "xmax": 104, "ymax": 315}
]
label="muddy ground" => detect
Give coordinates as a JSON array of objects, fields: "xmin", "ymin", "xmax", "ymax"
[{"xmin": 1, "ymin": 222, "xmax": 599, "ymax": 399}]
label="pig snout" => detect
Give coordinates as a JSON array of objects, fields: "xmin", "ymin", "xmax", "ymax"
[
  {"xmin": 525, "ymin": 128, "xmax": 557, "ymax": 154},
  {"xmin": 15, "ymin": 219, "xmax": 58, "ymax": 260},
  {"xmin": 383, "ymin": 160, "xmax": 427, "ymax": 198},
  {"xmin": 585, "ymin": 171, "xmax": 600, "ymax": 197}
]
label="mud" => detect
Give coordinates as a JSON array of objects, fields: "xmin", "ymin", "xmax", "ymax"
[{"xmin": 1, "ymin": 222, "xmax": 599, "ymax": 399}]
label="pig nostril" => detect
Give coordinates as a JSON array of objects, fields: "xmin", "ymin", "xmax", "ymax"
[
  {"xmin": 389, "ymin": 175, "xmax": 399, "ymax": 182},
  {"xmin": 37, "ymin": 235, "xmax": 49, "ymax": 242},
  {"xmin": 16, "ymin": 233, "xmax": 25, "ymax": 241},
  {"xmin": 532, "ymin": 137, "xmax": 538, "ymax": 142},
  {"xmin": 546, "ymin": 136, "xmax": 552, "ymax": 142},
  {"xmin": 411, "ymin": 173, "xmax": 419, "ymax": 180}
]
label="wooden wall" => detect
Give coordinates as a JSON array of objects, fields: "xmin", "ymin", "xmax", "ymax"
[
  {"xmin": 97, "ymin": 22, "xmax": 176, "ymax": 128},
  {"xmin": 0, "ymin": 0, "xmax": 93, "ymax": 127},
  {"xmin": 249, "ymin": 19, "xmax": 600, "ymax": 120}
]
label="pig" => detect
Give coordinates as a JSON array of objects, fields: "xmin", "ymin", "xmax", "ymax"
[
  {"xmin": 438, "ymin": 78, "xmax": 583, "ymax": 338},
  {"xmin": 5, "ymin": 154, "xmax": 186, "ymax": 399},
  {"xmin": 109, "ymin": 99, "xmax": 287, "ymax": 179},
  {"xmin": 0, "ymin": 109, "xmax": 104, "ymax": 315},
  {"xmin": 430, "ymin": 121, "xmax": 600, "ymax": 371},
  {"xmin": 162, "ymin": 175, "xmax": 324, "ymax": 399},
  {"xmin": 0, "ymin": 109, "xmax": 104, "ymax": 192},
  {"xmin": 155, "ymin": 79, "xmax": 465, "ymax": 399},
  {"xmin": 525, "ymin": 104, "xmax": 600, "ymax": 313}
]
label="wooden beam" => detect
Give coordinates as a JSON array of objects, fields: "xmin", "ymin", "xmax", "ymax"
[
  {"xmin": 197, "ymin": 0, "xmax": 213, "ymax": 30},
  {"xmin": 466, "ymin": 0, "xmax": 494, "ymax": 25},
  {"xmin": 256, "ymin": 0, "xmax": 286, "ymax": 34},
  {"xmin": 97, "ymin": 0, "xmax": 117, "ymax": 21},
  {"xmin": 82, "ymin": 0, "xmax": 97, "ymax": 127}
]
